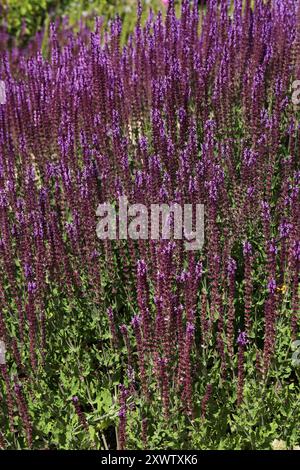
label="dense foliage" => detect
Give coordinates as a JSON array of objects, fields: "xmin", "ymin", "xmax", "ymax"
[
  {"xmin": 0, "ymin": 0, "xmax": 300, "ymax": 450},
  {"xmin": 1, "ymin": 0, "xmax": 55, "ymax": 39}
]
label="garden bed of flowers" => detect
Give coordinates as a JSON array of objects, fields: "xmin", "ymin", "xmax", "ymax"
[{"xmin": 0, "ymin": 0, "xmax": 299, "ymax": 450}]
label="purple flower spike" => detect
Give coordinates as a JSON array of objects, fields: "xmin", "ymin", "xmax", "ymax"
[
  {"xmin": 243, "ymin": 241, "xmax": 253, "ymax": 257},
  {"xmin": 292, "ymin": 240, "xmax": 300, "ymax": 262},
  {"xmin": 237, "ymin": 330, "xmax": 249, "ymax": 347},
  {"xmin": 137, "ymin": 259, "xmax": 147, "ymax": 277},
  {"xmin": 227, "ymin": 257, "xmax": 237, "ymax": 275},
  {"xmin": 131, "ymin": 315, "xmax": 142, "ymax": 329},
  {"xmin": 267, "ymin": 279, "xmax": 277, "ymax": 294}
]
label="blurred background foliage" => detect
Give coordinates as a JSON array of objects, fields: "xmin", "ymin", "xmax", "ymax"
[
  {"xmin": 1, "ymin": 0, "xmax": 174, "ymax": 45},
  {"xmin": 1, "ymin": 0, "xmax": 56, "ymax": 39}
]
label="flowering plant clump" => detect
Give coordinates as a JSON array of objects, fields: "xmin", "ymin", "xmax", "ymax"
[{"xmin": 0, "ymin": 0, "xmax": 299, "ymax": 450}]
